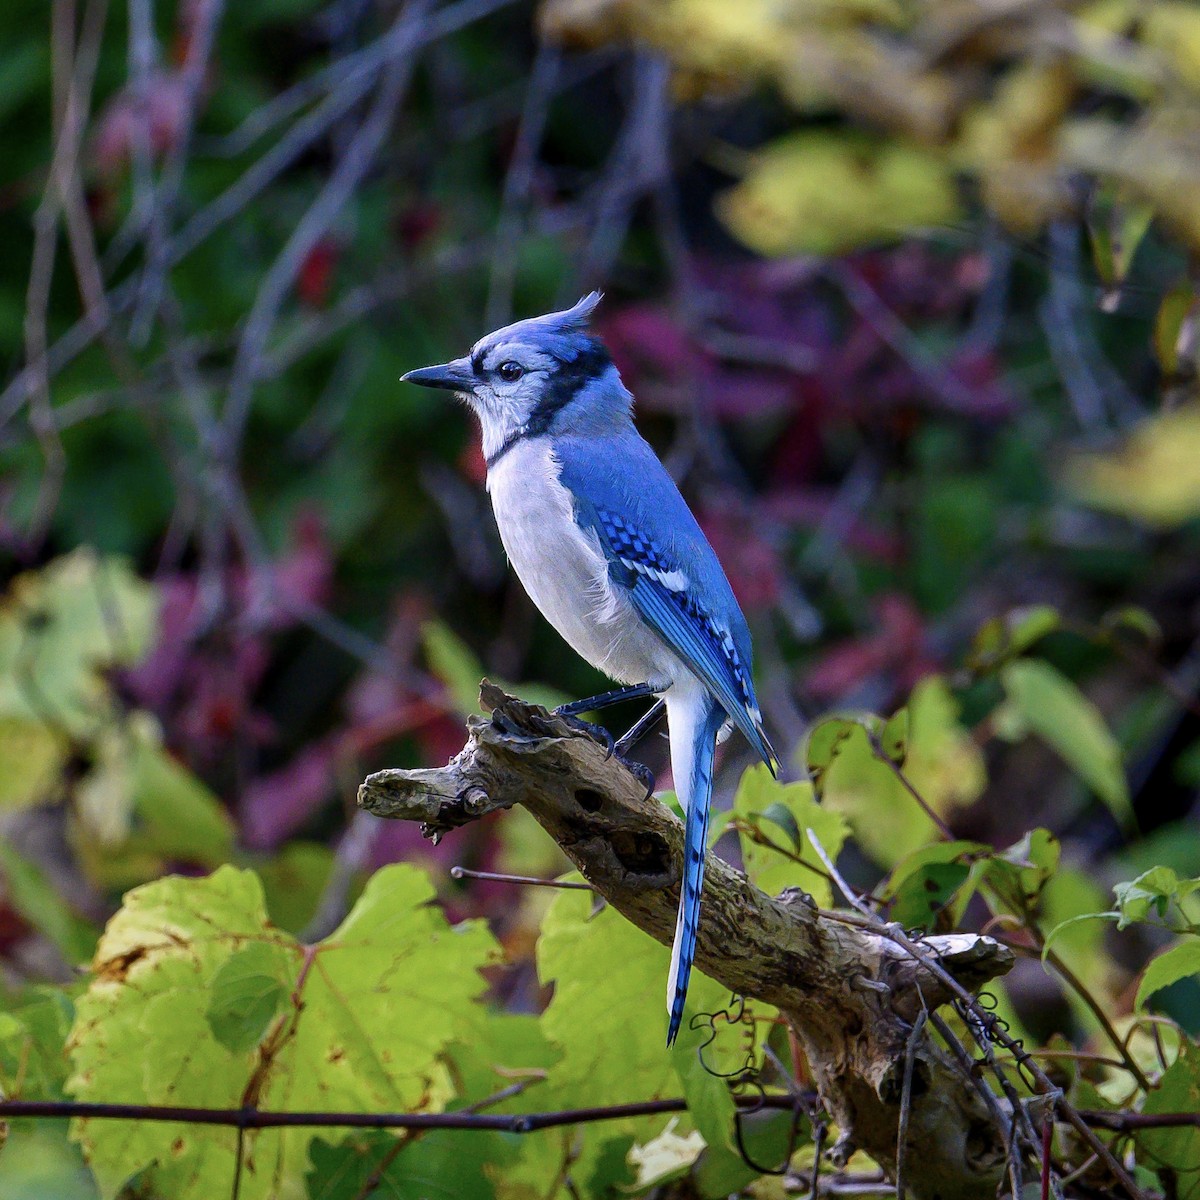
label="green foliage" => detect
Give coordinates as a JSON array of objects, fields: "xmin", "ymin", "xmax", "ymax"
[
  {"xmin": 535, "ymin": 881, "xmax": 787, "ymax": 1196},
  {"xmin": 422, "ymin": 620, "xmax": 569, "ymax": 716},
  {"xmin": 728, "ymin": 763, "xmax": 848, "ymax": 906},
  {"xmin": 998, "ymin": 658, "xmax": 1133, "ymax": 827},
  {"xmin": 805, "ymin": 676, "xmax": 985, "ymax": 866},
  {"xmin": 0, "ymin": 843, "xmax": 97, "ymax": 965},
  {"xmin": 72, "ymin": 715, "xmax": 235, "ymax": 890},
  {"xmin": 1141, "ymin": 1045, "xmax": 1200, "ymax": 1198},
  {"xmin": 0, "ymin": 557, "xmax": 235, "ymax": 897},
  {"xmin": 2, "ymin": 0, "xmax": 1199, "ymax": 1188},
  {"xmin": 65, "ymin": 865, "xmax": 498, "ymax": 1200}
]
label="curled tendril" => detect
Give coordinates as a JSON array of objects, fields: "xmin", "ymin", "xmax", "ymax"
[
  {"xmin": 955, "ymin": 993, "xmax": 1039, "ymax": 1092},
  {"xmin": 690, "ymin": 993, "xmax": 818, "ymax": 1177},
  {"xmin": 690, "ymin": 993, "xmax": 757, "ymax": 1081}
]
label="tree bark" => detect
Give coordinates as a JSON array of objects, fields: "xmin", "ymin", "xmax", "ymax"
[{"xmin": 358, "ymin": 684, "xmax": 1017, "ymax": 1199}]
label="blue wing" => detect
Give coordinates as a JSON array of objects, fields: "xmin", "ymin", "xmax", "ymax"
[{"xmin": 556, "ymin": 433, "xmax": 777, "ymax": 773}]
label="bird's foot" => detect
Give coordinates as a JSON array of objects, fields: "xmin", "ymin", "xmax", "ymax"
[
  {"xmin": 556, "ymin": 712, "xmax": 616, "ymax": 759},
  {"xmin": 555, "ymin": 712, "xmax": 656, "ymax": 799},
  {"xmin": 619, "ymin": 756, "xmax": 656, "ymax": 801}
]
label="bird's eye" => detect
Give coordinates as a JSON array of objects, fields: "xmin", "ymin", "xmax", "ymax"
[{"xmin": 497, "ymin": 361, "xmax": 524, "ymax": 382}]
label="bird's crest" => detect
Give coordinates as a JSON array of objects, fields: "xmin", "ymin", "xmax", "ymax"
[{"xmin": 473, "ymin": 292, "xmax": 604, "ymax": 365}]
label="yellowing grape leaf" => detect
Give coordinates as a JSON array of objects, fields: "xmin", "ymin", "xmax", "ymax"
[
  {"xmin": 717, "ymin": 132, "xmax": 960, "ymax": 257},
  {"xmin": 1064, "ymin": 404, "xmax": 1200, "ymax": 528},
  {"xmin": 65, "ymin": 864, "xmax": 499, "ymax": 1200},
  {"xmin": 809, "ymin": 677, "xmax": 985, "ymax": 867},
  {"xmin": 731, "ymin": 764, "xmax": 849, "ymax": 906}
]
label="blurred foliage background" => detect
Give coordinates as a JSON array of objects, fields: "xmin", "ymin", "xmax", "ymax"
[{"xmin": 2, "ymin": 0, "xmax": 1200, "ymax": 1196}]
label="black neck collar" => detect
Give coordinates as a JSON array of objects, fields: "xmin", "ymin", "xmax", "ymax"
[{"xmin": 485, "ymin": 425, "xmax": 531, "ymax": 471}]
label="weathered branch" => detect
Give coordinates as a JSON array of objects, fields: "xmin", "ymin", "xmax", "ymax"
[{"xmin": 359, "ymin": 684, "xmax": 1017, "ymax": 1199}]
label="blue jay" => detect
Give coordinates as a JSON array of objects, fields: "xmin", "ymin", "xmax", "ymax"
[{"xmin": 402, "ymin": 293, "xmax": 776, "ymax": 1045}]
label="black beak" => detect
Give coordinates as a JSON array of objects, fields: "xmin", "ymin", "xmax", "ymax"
[{"xmin": 401, "ymin": 359, "xmax": 475, "ymax": 393}]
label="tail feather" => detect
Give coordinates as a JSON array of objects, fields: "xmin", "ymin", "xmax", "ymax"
[{"xmin": 665, "ymin": 697, "xmax": 725, "ymax": 1046}]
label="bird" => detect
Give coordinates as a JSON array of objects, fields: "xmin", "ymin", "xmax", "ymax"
[{"xmin": 402, "ymin": 292, "xmax": 776, "ymax": 1045}]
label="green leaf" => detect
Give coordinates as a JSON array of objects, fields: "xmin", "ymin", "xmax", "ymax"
[
  {"xmin": 536, "ymin": 882, "xmax": 780, "ymax": 1195},
  {"xmin": 1042, "ymin": 911, "xmax": 1118, "ymax": 960},
  {"xmin": 422, "ymin": 620, "xmax": 568, "ymax": 717},
  {"xmin": 0, "ymin": 716, "xmax": 66, "ymax": 810},
  {"xmin": 422, "ymin": 620, "xmax": 487, "ymax": 716},
  {"xmin": 982, "ymin": 829, "xmax": 1061, "ymax": 909},
  {"xmin": 256, "ymin": 842, "xmax": 337, "ymax": 935},
  {"xmin": 1153, "ymin": 279, "xmax": 1196, "ymax": 375},
  {"xmin": 0, "ymin": 987, "xmax": 77, "ymax": 1101},
  {"xmin": 1063, "ymin": 403, "xmax": 1200, "ymax": 529},
  {"xmin": 0, "ymin": 1123, "xmax": 98, "ymax": 1200},
  {"xmin": 883, "ymin": 844, "xmax": 980, "ymax": 933},
  {"xmin": 733, "ymin": 764, "xmax": 849, "ymax": 906},
  {"xmin": 205, "ymin": 944, "xmax": 292, "ymax": 1054},
  {"xmin": 967, "ymin": 605, "xmax": 1061, "ymax": 673},
  {"xmin": 717, "ymin": 132, "xmax": 960, "ymax": 256},
  {"xmin": 807, "ymin": 678, "xmax": 986, "ymax": 867},
  {"xmin": 0, "ymin": 550, "xmax": 158, "ymax": 738},
  {"xmin": 1087, "ymin": 187, "xmax": 1153, "ymax": 292},
  {"xmin": 66, "ymin": 864, "xmax": 499, "ymax": 1200},
  {"xmin": 0, "ymin": 842, "xmax": 96, "ymax": 964},
  {"xmin": 1141, "ymin": 1044, "xmax": 1200, "ymax": 1199},
  {"xmin": 1113, "ymin": 867, "xmax": 1200, "ymax": 929},
  {"xmin": 1039, "ymin": 868, "xmax": 1116, "ymax": 1035},
  {"xmin": 1136, "ymin": 939, "xmax": 1200, "ymax": 1010},
  {"xmin": 806, "ymin": 712, "xmax": 880, "ymax": 788},
  {"xmin": 1100, "ymin": 605, "xmax": 1162, "ymax": 644},
  {"xmin": 1000, "ymin": 659, "xmax": 1132, "ymax": 827},
  {"xmin": 306, "ymin": 1130, "xmax": 496, "ymax": 1200},
  {"xmin": 72, "ymin": 715, "xmax": 235, "ymax": 889}
]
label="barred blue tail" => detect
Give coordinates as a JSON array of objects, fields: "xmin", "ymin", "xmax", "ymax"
[{"xmin": 665, "ymin": 692, "xmax": 726, "ymax": 1046}]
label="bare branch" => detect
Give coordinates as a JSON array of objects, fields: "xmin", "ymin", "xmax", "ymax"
[{"xmin": 359, "ymin": 684, "xmax": 1019, "ymax": 1200}]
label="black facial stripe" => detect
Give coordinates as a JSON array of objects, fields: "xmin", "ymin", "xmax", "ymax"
[
  {"xmin": 483, "ymin": 342, "xmax": 613, "ymax": 472},
  {"xmin": 523, "ymin": 343, "xmax": 612, "ymax": 438}
]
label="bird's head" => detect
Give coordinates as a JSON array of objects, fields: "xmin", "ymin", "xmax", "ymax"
[{"xmin": 402, "ymin": 292, "xmax": 629, "ymax": 463}]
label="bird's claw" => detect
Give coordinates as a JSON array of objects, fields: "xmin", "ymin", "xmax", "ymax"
[
  {"xmin": 556, "ymin": 712, "xmax": 616, "ymax": 759},
  {"xmin": 619, "ymin": 756, "xmax": 656, "ymax": 801}
]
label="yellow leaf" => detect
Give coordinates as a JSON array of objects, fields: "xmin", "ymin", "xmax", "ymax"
[
  {"xmin": 0, "ymin": 717, "xmax": 66, "ymax": 810},
  {"xmin": 956, "ymin": 61, "xmax": 1076, "ymax": 233},
  {"xmin": 716, "ymin": 132, "xmax": 959, "ymax": 256},
  {"xmin": 1143, "ymin": 2, "xmax": 1200, "ymax": 89},
  {"xmin": 1064, "ymin": 404, "xmax": 1200, "ymax": 527}
]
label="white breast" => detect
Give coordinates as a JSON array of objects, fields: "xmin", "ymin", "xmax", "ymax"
[{"xmin": 486, "ymin": 440, "xmax": 681, "ymax": 687}]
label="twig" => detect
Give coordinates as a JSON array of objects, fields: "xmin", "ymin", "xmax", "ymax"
[
  {"xmin": 130, "ymin": 0, "xmax": 227, "ymax": 343},
  {"xmin": 893, "ymin": 1010, "xmax": 927, "ymax": 1200},
  {"xmin": 486, "ymin": 43, "xmax": 561, "ymax": 325},
  {"xmin": 449, "ymin": 866, "xmax": 593, "ymax": 890},
  {"xmin": 217, "ymin": 2, "xmax": 430, "ymax": 464},
  {"xmin": 865, "ymin": 732, "xmax": 956, "ymax": 841},
  {"xmin": 0, "ymin": 1093, "xmax": 796, "ymax": 1131},
  {"xmin": 805, "ymin": 828, "xmax": 875, "ymax": 919},
  {"xmin": 21, "ymin": 0, "xmax": 111, "ymax": 546}
]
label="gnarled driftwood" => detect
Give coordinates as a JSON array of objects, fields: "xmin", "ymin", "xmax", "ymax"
[{"xmin": 358, "ymin": 684, "xmax": 1016, "ymax": 1199}]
